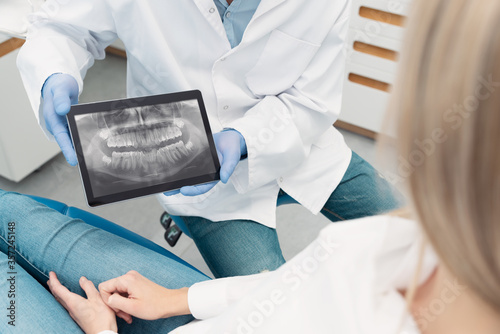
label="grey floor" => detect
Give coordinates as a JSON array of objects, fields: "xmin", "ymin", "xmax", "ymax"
[{"xmin": 1, "ymin": 55, "xmax": 381, "ymax": 278}]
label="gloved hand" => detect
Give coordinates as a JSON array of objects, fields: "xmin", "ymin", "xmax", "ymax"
[
  {"xmin": 42, "ymin": 73, "xmax": 79, "ymax": 166},
  {"xmin": 164, "ymin": 129, "xmax": 247, "ymax": 197}
]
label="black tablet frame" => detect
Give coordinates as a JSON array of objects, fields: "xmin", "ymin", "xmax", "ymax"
[{"xmin": 67, "ymin": 90, "xmax": 220, "ymax": 207}]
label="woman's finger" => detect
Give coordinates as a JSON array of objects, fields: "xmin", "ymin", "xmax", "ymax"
[
  {"xmin": 79, "ymin": 276, "xmax": 100, "ymax": 302},
  {"xmin": 116, "ymin": 310, "xmax": 133, "ymax": 324},
  {"xmin": 107, "ymin": 292, "xmax": 138, "ymax": 316},
  {"xmin": 48, "ymin": 272, "xmax": 81, "ymax": 309},
  {"xmin": 99, "ymin": 276, "xmax": 131, "ymax": 303}
]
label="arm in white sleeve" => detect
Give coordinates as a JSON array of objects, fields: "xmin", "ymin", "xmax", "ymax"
[
  {"xmin": 188, "ymin": 272, "xmax": 273, "ymax": 320},
  {"xmin": 16, "ymin": 0, "xmax": 117, "ymax": 139},
  {"xmin": 228, "ymin": 6, "xmax": 350, "ymax": 193}
]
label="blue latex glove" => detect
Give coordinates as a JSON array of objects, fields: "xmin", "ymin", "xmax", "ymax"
[
  {"xmin": 164, "ymin": 129, "xmax": 247, "ymax": 197},
  {"xmin": 41, "ymin": 73, "xmax": 79, "ymax": 166}
]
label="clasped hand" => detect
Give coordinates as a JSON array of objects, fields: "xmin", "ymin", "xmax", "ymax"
[{"xmin": 48, "ymin": 270, "xmax": 190, "ymax": 334}]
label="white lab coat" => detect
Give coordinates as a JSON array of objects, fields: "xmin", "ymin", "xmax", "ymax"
[
  {"xmin": 17, "ymin": 0, "xmax": 352, "ymax": 227},
  {"xmin": 98, "ymin": 216, "xmax": 436, "ymax": 334}
]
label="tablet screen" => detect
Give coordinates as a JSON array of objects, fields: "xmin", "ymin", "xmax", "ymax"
[{"xmin": 67, "ymin": 90, "xmax": 220, "ymax": 207}]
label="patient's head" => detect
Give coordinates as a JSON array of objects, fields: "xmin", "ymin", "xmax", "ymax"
[{"xmin": 391, "ymin": 0, "xmax": 500, "ymax": 313}]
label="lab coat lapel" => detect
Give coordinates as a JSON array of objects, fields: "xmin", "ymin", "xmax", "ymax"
[
  {"xmin": 252, "ymin": 0, "xmax": 287, "ymax": 21},
  {"xmin": 192, "ymin": 0, "xmax": 231, "ymax": 48},
  {"xmin": 238, "ymin": 0, "xmax": 287, "ymax": 47}
]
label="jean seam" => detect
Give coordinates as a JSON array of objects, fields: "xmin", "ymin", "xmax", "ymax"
[
  {"xmin": 0, "ymin": 234, "xmax": 50, "ymax": 281},
  {"xmin": 321, "ymin": 207, "xmax": 346, "ymax": 221}
]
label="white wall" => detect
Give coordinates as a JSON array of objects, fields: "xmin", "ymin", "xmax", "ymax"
[{"xmin": 0, "ymin": 36, "xmax": 61, "ymax": 182}]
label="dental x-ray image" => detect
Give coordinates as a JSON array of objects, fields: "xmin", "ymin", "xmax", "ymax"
[{"xmin": 69, "ymin": 93, "xmax": 219, "ymax": 205}]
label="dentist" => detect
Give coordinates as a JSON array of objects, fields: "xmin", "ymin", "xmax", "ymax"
[{"xmin": 17, "ymin": 0, "xmax": 400, "ymax": 278}]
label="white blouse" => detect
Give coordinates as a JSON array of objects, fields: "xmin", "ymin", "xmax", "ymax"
[{"xmin": 101, "ymin": 215, "xmax": 437, "ymax": 333}]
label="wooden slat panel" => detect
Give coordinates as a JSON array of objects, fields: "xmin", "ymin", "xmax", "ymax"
[
  {"xmin": 359, "ymin": 6, "xmax": 406, "ymax": 27},
  {"xmin": 353, "ymin": 41, "xmax": 399, "ymax": 61},
  {"xmin": 334, "ymin": 120, "xmax": 377, "ymax": 140},
  {"xmin": 105, "ymin": 46, "xmax": 127, "ymax": 58},
  {"xmin": 348, "ymin": 73, "xmax": 391, "ymax": 92},
  {"xmin": 0, "ymin": 38, "xmax": 25, "ymax": 58}
]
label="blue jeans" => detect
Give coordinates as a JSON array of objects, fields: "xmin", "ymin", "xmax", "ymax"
[
  {"xmin": 181, "ymin": 151, "xmax": 403, "ymax": 278},
  {"xmin": 0, "ymin": 190, "xmax": 208, "ymax": 333}
]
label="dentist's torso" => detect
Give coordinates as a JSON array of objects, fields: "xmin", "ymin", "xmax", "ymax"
[{"xmin": 24, "ymin": 0, "xmax": 352, "ymax": 226}]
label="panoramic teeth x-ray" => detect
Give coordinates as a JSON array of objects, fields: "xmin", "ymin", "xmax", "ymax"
[{"xmin": 74, "ymin": 100, "xmax": 215, "ymax": 197}]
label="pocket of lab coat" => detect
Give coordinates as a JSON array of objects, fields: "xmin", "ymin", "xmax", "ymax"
[{"xmin": 245, "ymin": 29, "xmax": 320, "ymax": 97}]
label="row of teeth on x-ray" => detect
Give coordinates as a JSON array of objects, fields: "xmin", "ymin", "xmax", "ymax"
[
  {"xmin": 100, "ymin": 120, "xmax": 185, "ymax": 148},
  {"xmin": 102, "ymin": 140, "xmax": 194, "ymax": 170}
]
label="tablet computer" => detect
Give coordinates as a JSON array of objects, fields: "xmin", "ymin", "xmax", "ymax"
[{"xmin": 67, "ymin": 90, "xmax": 220, "ymax": 207}]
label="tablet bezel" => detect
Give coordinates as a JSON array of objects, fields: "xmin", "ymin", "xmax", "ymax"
[{"xmin": 67, "ymin": 90, "xmax": 220, "ymax": 207}]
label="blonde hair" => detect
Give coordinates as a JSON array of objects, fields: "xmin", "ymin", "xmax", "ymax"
[{"xmin": 389, "ymin": 0, "xmax": 500, "ymax": 313}]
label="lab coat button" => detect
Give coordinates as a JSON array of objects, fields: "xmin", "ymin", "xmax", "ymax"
[
  {"xmin": 223, "ymin": 105, "xmax": 229, "ymax": 110},
  {"xmin": 279, "ymin": 177, "xmax": 284, "ymax": 183},
  {"xmin": 220, "ymin": 57, "xmax": 226, "ymax": 61},
  {"xmin": 209, "ymin": 8, "xmax": 215, "ymax": 13}
]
